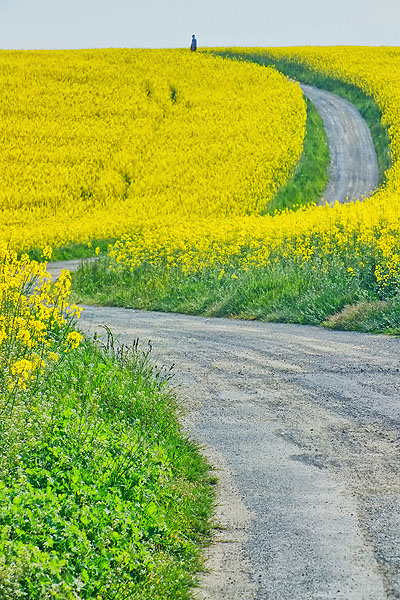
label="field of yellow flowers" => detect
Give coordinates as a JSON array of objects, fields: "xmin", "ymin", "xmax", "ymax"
[
  {"xmin": 0, "ymin": 48, "xmax": 305, "ymax": 252},
  {"xmin": 2, "ymin": 46, "xmax": 400, "ymax": 598},
  {"xmin": 104, "ymin": 48, "xmax": 400, "ymax": 303}
]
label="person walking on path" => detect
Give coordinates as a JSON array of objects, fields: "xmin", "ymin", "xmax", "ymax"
[{"xmin": 190, "ymin": 35, "xmax": 197, "ymax": 51}]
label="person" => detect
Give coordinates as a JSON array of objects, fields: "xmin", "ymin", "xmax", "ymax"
[{"xmin": 190, "ymin": 34, "xmax": 197, "ymax": 52}]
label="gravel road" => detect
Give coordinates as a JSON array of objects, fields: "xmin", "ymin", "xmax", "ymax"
[
  {"xmin": 75, "ymin": 308, "xmax": 400, "ymax": 600},
  {"xmin": 301, "ymin": 84, "xmax": 379, "ymax": 206},
  {"xmin": 46, "ymin": 86, "xmax": 396, "ymax": 598}
]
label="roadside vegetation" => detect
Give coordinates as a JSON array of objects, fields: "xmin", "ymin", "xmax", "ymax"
[
  {"xmin": 0, "ymin": 248, "xmax": 214, "ymax": 599},
  {"xmin": 71, "ymin": 246, "xmax": 400, "ymax": 335}
]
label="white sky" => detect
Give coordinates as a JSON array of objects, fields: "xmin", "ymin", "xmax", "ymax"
[{"xmin": 0, "ymin": 0, "xmax": 399, "ymax": 49}]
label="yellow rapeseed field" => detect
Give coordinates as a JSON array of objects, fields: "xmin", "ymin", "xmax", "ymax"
[
  {"xmin": 111, "ymin": 48, "xmax": 400, "ymax": 293},
  {"xmin": 0, "ymin": 48, "xmax": 305, "ymax": 251},
  {"xmin": 4, "ymin": 47, "xmax": 400, "ymax": 295}
]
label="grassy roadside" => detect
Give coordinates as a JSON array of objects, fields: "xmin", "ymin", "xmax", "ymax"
[
  {"xmin": 1, "ymin": 332, "xmax": 214, "ymax": 600},
  {"xmin": 265, "ymin": 97, "xmax": 329, "ymax": 214},
  {"xmin": 0, "ymin": 254, "xmax": 214, "ymax": 600},
  {"xmin": 70, "ymin": 255, "xmax": 400, "ymax": 335},
  {"xmin": 214, "ymin": 50, "xmax": 391, "ymax": 184}
]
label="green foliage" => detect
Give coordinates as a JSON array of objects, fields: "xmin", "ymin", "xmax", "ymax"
[
  {"xmin": 265, "ymin": 98, "xmax": 329, "ymax": 213},
  {"xmin": 26, "ymin": 239, "xmax": 117, "ymax": 263},
  {"xmin": 0, "ymin": 333, "xmax": 213, "ymax": 599},
  {"xmin": 71, "ymin": 250, "xmax": 389, "ymax": 329},
  {"xmin": 71, "ymin": 230, "xmax": 400, "ymax": 333}
]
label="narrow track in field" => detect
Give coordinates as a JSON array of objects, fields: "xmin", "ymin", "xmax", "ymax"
[
  {"xmin": 47, "ymin": 87, "xmax": 398, "ymax": 600},
  {"xmin": 300, "ymin": 83, "xmax": 379, "ymax": 206}
]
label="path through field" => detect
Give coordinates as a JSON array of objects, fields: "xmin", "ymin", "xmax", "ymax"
[
  {"xmin": 47, "ymin": 86, "xmax": 398, "ymax": 599},
  {"xmin": 300, "ymin": 84, "xmax": 379, "ymax": 205}
]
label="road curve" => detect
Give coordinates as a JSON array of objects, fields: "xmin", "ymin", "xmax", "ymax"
[
  {"xmin": 47, "ymin": 87, "xmax": 390, "ymax": 598},
  {"xmin": 301, "ymin": 84, "xmax": 379, "ymax": 206},
  {"xmin": 76, "ymin": 307, "xmax": 400, "ymax": 600}
]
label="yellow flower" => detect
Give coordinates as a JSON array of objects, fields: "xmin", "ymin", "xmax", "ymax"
[
  {"xmin": 41, "ymin": 245, "xmax": 53, "ymax": 261},
  {"xmin": 16, "ymin": 329, "xmax": 33, "ymax": 347},
  {"xmin": 47, "ymin": 352, "xmax": 60, "ymax": 363},
  {"xmin": 11, "ymin": 359, "xmax": 34, "ymax": 389},
  {"xmin": 0, "ymin": 329, "xmax": 7, "ymax": 346},
  {"xmin": 0, "ymin": 248, "xmax": 84, "ymax": 395},
  {"xmin": 66, "ymin": 304, "xmax": 83, "ymax": 319},
  {"xmin": 65, "ymin": 331, "xmax": 83, "ymax": 351}
]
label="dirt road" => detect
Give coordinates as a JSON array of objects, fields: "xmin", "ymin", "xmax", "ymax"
[
  {"xmin": 301, "ymin": 84, "xmax": 379, "ymax": 206},
  {"xmin": 46, "ymin": 86, "xmax": 396, "ymax": 598},
  {"xmin": 74, "ymin": 307, "xmax": 400, "ymax": 600}
]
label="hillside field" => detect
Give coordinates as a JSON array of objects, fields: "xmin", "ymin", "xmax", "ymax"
[
  {"xmin": 0, "ymin": 49, "xmax": 305, "ymax": 252},
  {"xmin": 72, "ymin": 48, "xmax": 400, "ymax": 333},
  {"xmin": 2, "ymin": 46, "xmax": 400, "ymax": 599}
]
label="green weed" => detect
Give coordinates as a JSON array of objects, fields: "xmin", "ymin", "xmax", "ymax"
[
  {"xmin": 0, "ymin": 331, "xmax": 214, "ymax": 599},
  {"xmin": 26, "ymin": 238, "xmax": 117, "ymax": 263},
  {"xmin": 71, "ymin": 252, "xmax": 381, "ymax": 327}
]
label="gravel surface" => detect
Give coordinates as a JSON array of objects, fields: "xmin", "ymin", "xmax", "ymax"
[
  {"xmin": 74, "ymin": 308, "xmax": 400, "ymax": 600},
  {"xmin": 45, "ymin": 86, "xmax": 396, "ymax": 598}
]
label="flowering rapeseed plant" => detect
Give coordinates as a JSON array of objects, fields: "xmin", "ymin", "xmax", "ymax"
[
  {"xmin": 109, "ymin": 47, "xmax": 400, "ymax": 295},
  {"xmin": 0, "ymin": 243, "xmax": 82, "ymax": 409},
  {"xmin": 3, "ymin": 47, "xmax": 400, "ymax": 295}
]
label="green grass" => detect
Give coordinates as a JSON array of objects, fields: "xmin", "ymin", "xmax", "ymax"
[
  {"xmin": 26, "ymin": 238, "xmax": 117, "ymax": 263},
  {"xmin": 70, "ymin": 252, "xmax": 400, "ymax": 334},
  {"xmin": 215, "ymin": 50, "xmax": 391, "ymax": 184},
  {"xmin": 0, "ymin": 330, "xmax": 214, "ymax": 599},
  {"xmin": 265, "ymin": 97, "xmax": 329, "ymax": 214}
]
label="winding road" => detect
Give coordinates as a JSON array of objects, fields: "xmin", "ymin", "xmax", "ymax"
[
  {"xmin": 47, "ymin": 86, "xmax": 400, "ymax": 599},
  {"xmin": 300, "ymin": 84, "xmax": 379, "ymax": 205}
]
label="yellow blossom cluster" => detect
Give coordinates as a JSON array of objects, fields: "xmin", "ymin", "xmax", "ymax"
[
  {"xmin": 0, "ymin": 48, "xmax": 305, "ymax": 251},
  {"xmin": 0, "ymin": 243, "xmax": 82, "ymax": 405},
  {"xmin": 110, "ymin": 47, "xmax": 400, "ymax": 293}
]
